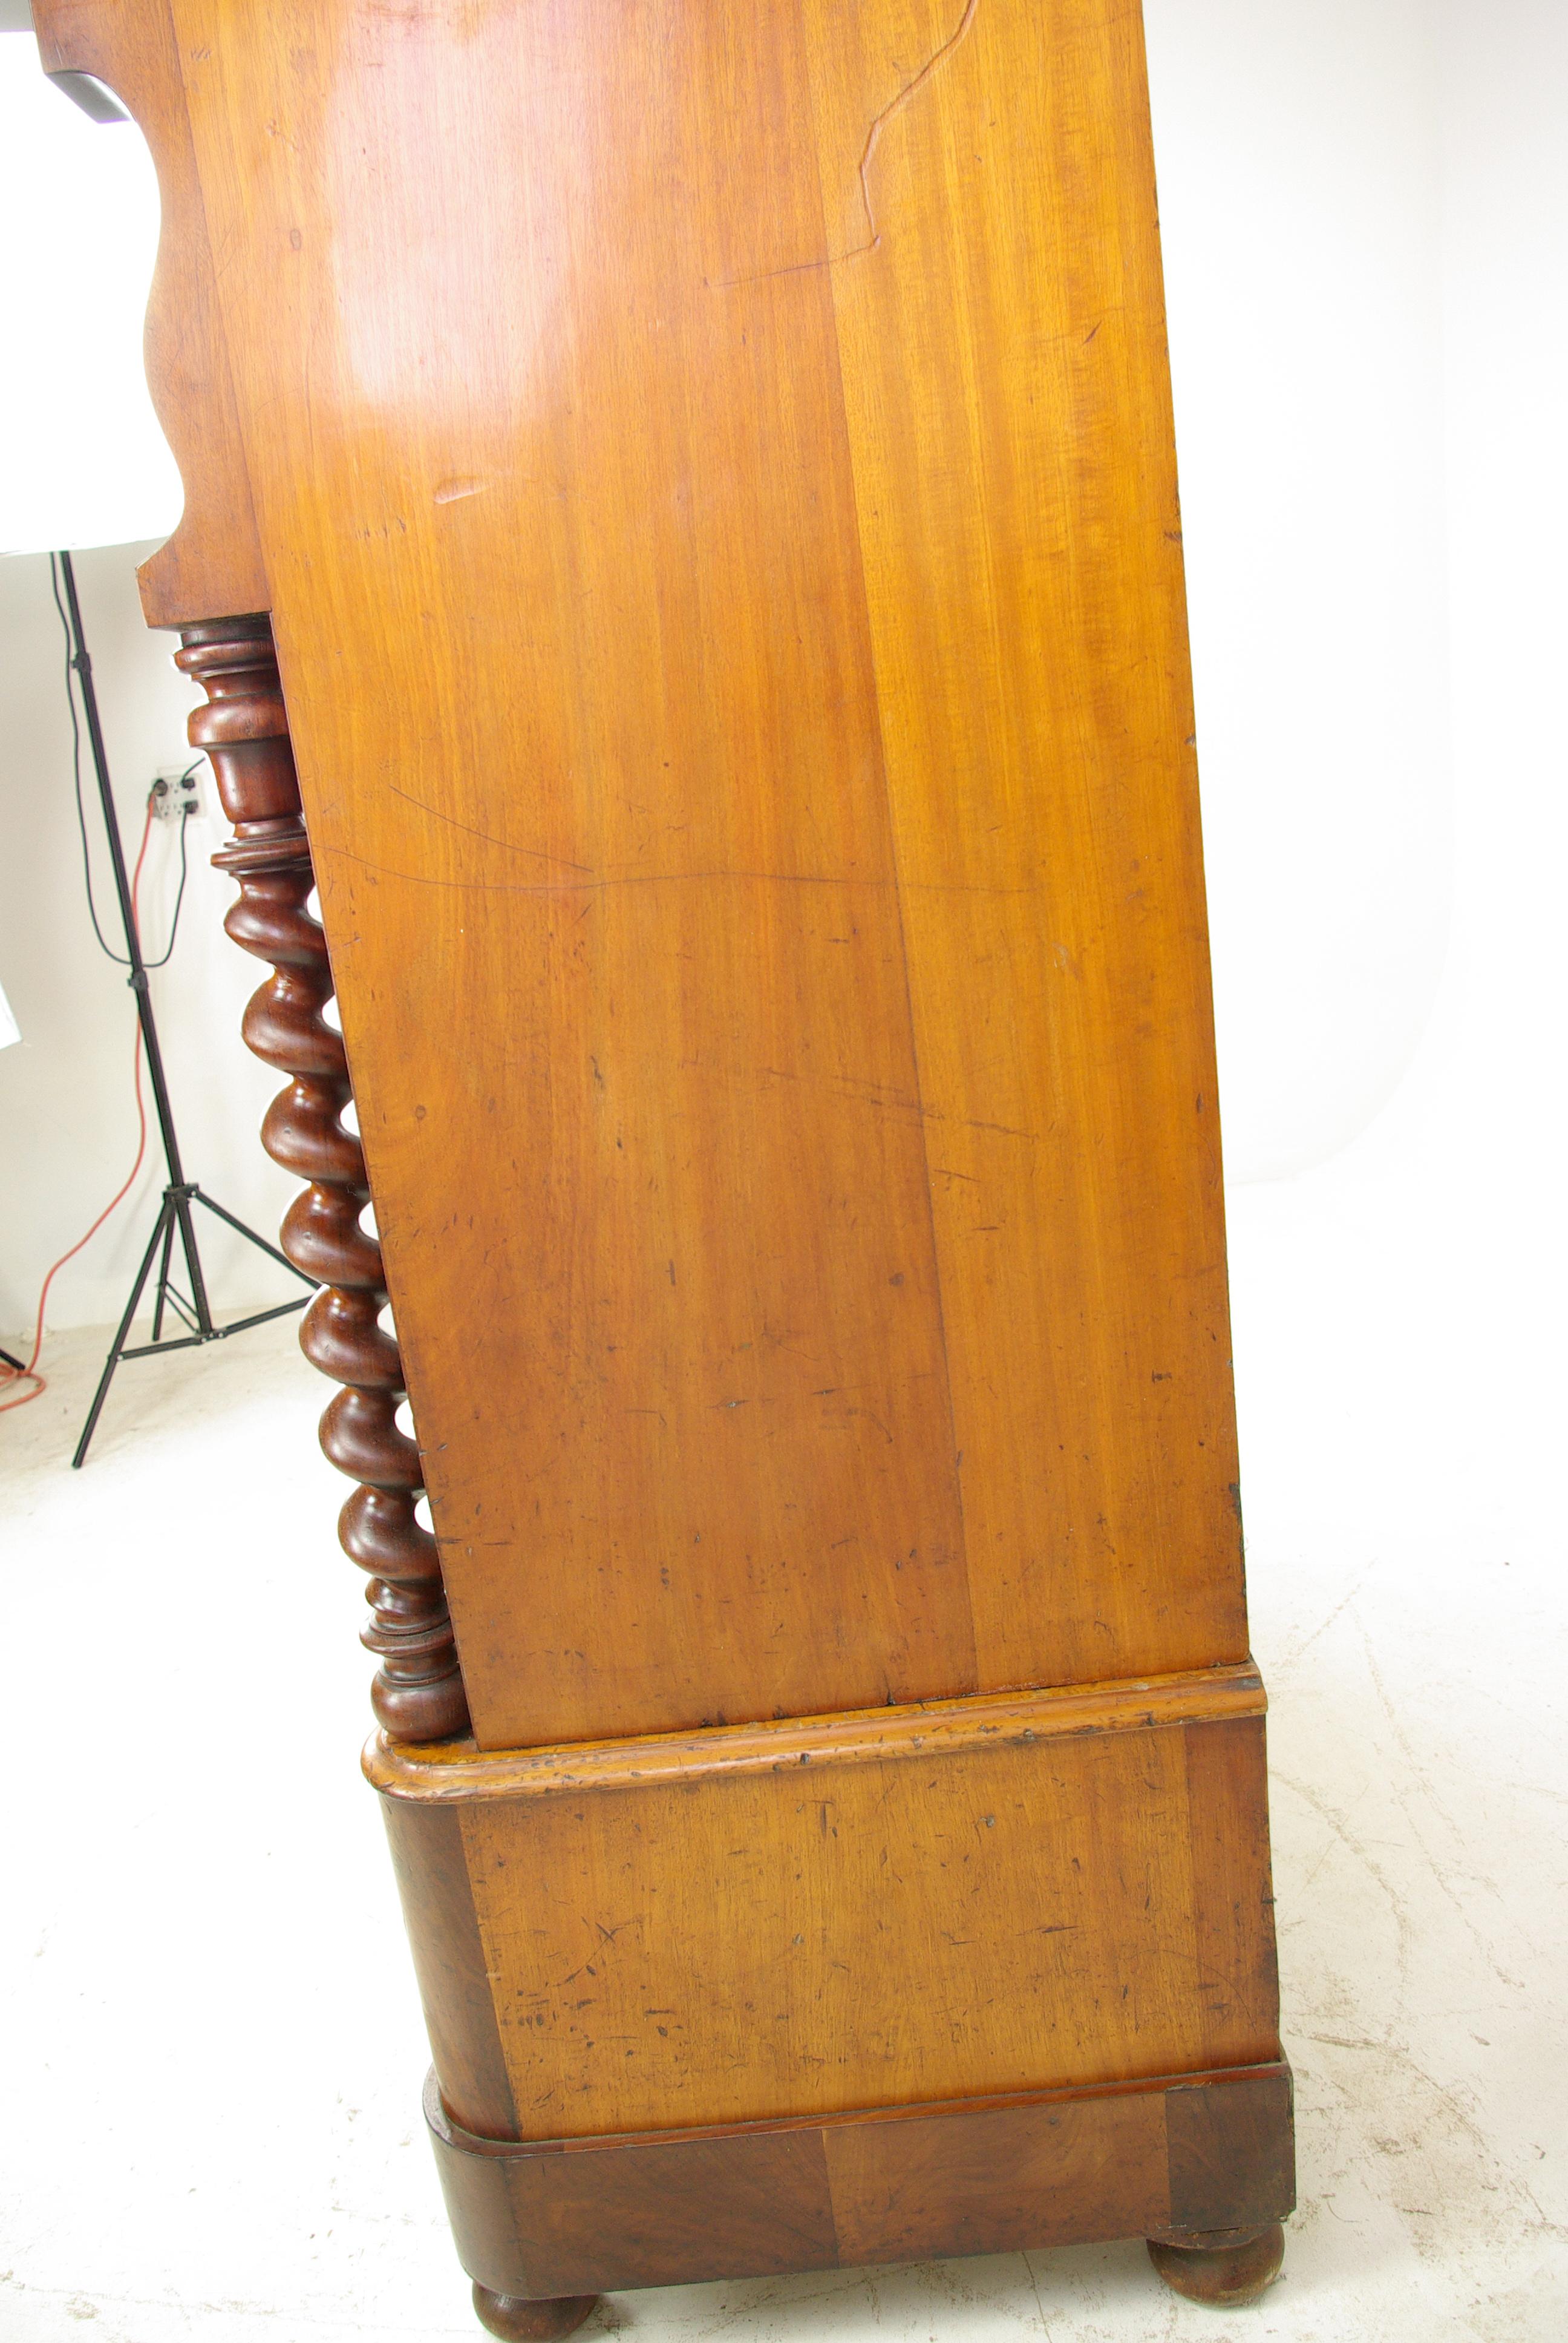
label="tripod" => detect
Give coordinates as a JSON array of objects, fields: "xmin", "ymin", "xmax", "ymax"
[{"xmin": 56, "ymin": 551, "xmax": 316, "ymax": 1468}]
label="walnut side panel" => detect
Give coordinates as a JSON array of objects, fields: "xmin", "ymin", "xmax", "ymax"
[
  {"xmin": 157, "ymin": 0, "xmax": 1253, "ymax": 1748},
  {"xmin": 803, "ymin": 0, "xmax": 1247, "ymax": 1693}
]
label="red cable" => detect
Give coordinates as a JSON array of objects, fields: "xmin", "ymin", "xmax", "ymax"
[{"xmin": 1, "ymin": 799, "xmax": 158, "ymax": 1416}]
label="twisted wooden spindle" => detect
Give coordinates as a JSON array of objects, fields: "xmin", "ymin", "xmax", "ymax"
[{"xmin": 179, "ymin": 617, "xmax": 470, "ymax": 1742}]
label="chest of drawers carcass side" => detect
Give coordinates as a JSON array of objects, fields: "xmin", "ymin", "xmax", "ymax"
[{"xmin": 32, "ymin": 0, "xmax": 1293, "ymax": 2327}]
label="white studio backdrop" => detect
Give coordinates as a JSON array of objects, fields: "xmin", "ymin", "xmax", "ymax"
[
  {"xmin": 0, "ymin": 30, "xmax": 181, "ymax": 551},
  {"xmin": 2, "ymin": 1, "xmax": 1564, "ymax": 1339},
  {"xmin": 0, "ymin": 28, "xmax": 298, "ymax": 1340},
  {"xmin": 1146, "ymin": 0, "xmax": 1451, "ymax": 1183}
]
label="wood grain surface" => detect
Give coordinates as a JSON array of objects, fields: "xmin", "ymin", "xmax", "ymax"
[
  {"xmin": 365, "ymin": 1659, "xmax": 1267, "ymax": 1800},
  {"xmin": 34, "ymin": 0, "xmax": 1248, "ymax": 1751},
  {"xmin": 377, "ymin": 1698, "xmax": 1281, "ymax": 2140},
  {"xmin": 425, "ymin": 2061, "xmax": 1296, "ymax": 2298},
  {"xmin": 27, "ymin": 0, "xmax": 1293, "ymax": 2297}
]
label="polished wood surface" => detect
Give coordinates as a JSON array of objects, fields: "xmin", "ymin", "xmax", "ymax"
[
  {"xmin": 377, "ymin": 1697, "xmax": 1280, "ymax": 2141},
  {"xmin": 187, "ymin": 617, "xmax": 468, "ymax": 1740},
  {"xmin": 471, "ymin": 2289, "xmax": 598, "ymax": 2343},
  {"xmin": 40, "ymin": 0, "xmax": 1244, "ymax": 1752},
  {"xmin": 30, "ymin": 0, "xmax": 1292, "ymax": 2314},
  {"xmin": 425, "ymin": 2062, "xmax": 1294, "ymax": 2298},
  {"xmin": 369, "ymin": 1659, "xmax": 1267, "ymax": 1800},
  {"xmin": 1148, "ymin": 2223, "xmax": 1287, "ymax": 2307}
]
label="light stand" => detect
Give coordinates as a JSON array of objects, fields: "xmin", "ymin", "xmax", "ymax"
[{"xmin": 57, "ymin": 549, "xmax": 315, "ymax": 1466}]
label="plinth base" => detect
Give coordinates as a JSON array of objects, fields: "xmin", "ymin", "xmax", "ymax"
[
  {"xmin": 373, "ymin": 1672, "xmax": 1293, "ymax": 2321},
  {"xmin": 428, "ymin": 2062, "xmax": 1293, "ymax": 2301}
]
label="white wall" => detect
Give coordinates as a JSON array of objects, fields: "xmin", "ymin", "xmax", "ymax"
[
  {"xmin": 1145, "ymin": 0, "xmax": 1451, "ymax": 1181},
  {"xmin": 0, "ymin": 30, "xmax": 294, "ymax": 1343},
  {"xmin": 1411, "ymin": 0, "xmax": 1567, "ymax": 1175},
  {"xmin": 0, "ymin": 33, "xmax": 183, "ymax": 553},
  {"xmin": 1146, "ymin": 0, "xmax": 1566, "ymax": 1193}
]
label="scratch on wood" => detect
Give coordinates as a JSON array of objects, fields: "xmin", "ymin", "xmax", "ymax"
[{"xmin": 713, "ymin": 0, "xmax": 981, "ymax": 290}]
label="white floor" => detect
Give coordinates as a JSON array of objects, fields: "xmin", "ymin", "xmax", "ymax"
[{"xmin": 2, "ymin": 1152, "xmax": 1564, "ymax": 2343}]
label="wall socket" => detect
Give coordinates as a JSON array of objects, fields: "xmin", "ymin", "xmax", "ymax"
[{"xmin": 149, "ymin": 767, "xmax": 203, "ymax": 822}]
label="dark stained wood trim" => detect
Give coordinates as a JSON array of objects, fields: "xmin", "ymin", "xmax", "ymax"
[
  {"xmin": 473, "ymin": 2290, "xmax": 599, "ymax": 2341},
  {"xmin": 424, "ymin": 2060, "xmax": 1295, "ymax": 2299},
  {"xmin": 181, "ymin": 617, "xmax": 470, "ymax": 1743},
  {"xmin": 1163, "ymin": 2066, "xmax": 1296, "ymax": 2240},
  {"xmin": 1148, "ymin": 2221, "xmax": 1286, "ymax": 2305},
  {"xmin": 382, "ymin": 1801, "xmax": 517, "ymax": 2141}
]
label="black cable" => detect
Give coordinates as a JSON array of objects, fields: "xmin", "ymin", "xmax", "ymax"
[
  {"xmin": 141, "ymin": 771, "xmax": 197, "ymax": 970},
  {"xmin": 50, "ymin": 555, "xmax": 199, "ymax": 971},
  {"xmin": 50, "ymin": 551, "xmax": 128, "ymax": 966}
]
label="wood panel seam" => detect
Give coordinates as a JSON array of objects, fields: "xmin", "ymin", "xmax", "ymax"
[{"xmin": 811, "ymin": 48, "xmax": 977, "ymax": 1685}]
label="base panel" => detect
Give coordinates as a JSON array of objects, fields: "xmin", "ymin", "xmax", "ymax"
[
  {"xmin": 371, "ymin": 1669, "xmax": 1283, "ymax": 2141},
  {"xmin": 374, "ymin": 1670, "xmax": 1292, "ymax": 2299},
  {"xmin": 426, "ymin": 2060, "xmax": 1295, "ymax": 2298}
]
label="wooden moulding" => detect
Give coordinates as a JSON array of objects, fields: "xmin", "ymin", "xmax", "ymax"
[
  {"xmin": 423, "ymin": 2060, "xmax": 1295, "ymax": 2300},
  {"xmin": 365, "ymin": 1661, "xmax": 1266, "ymax": 1801}
]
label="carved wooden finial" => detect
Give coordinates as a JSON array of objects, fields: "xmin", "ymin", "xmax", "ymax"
[{"xmin": 180, "ymin": 618, "xmax": 470, "ymax": 1742}]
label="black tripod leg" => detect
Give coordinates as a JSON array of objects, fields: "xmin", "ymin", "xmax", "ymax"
[
  {"xmin": 190, "ymin": 1188, "xmax": 312, "ymax": 1284},
  {"xmin": 174, "ymin": 1190, "xmax": 215, "ymax": 1337},
  {"xmin": 73, "ymin": 1197, "xmax": 173, "ymax": 1468},
  {"xmin": 149, "ymin": 1209, "xmax": 177, "ymax": 1345}
]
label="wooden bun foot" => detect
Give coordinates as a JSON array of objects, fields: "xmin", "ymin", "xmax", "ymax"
[
  {"xmin": 1147, "ymin": 2223, "xmax": 1285, "ymax": 2306},
  {"xmin": 472, "ymin": 2286, "xmax": 598, "ymax": 2341}
]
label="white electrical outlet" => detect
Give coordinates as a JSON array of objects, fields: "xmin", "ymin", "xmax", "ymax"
[{"xmin": 149, "ymin": 767, "xmax": 203, "ymax": 822}]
